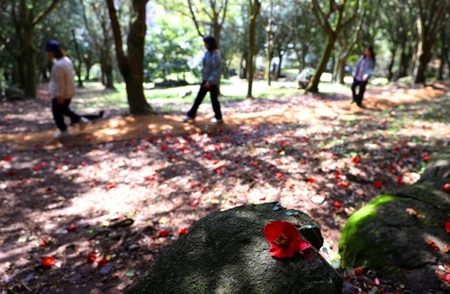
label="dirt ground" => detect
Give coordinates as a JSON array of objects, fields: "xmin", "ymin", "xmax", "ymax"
[{"xmin": 1, "ymin": 81, "xmax": 450, "ymax": 294}]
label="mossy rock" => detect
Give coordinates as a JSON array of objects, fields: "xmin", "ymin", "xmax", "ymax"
[
  {"xmin": 128, "ymin": 203, "xmax": 342, "ymax": 294},
  {"xmin": 339, "ymin": 154, "xmax": 450, "ymax": 292}
]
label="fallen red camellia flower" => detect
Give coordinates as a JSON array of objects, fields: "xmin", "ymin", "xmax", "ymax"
[
  {"xmin": 178, "ymin": 228, "xmax": 187, "ymax": 236},
  {"xmin": 41, "ymin": 256, "xmax": 55, "ymax": 268},
  {"xmin": 68, "ymin": 224, "xmax": 77, "ymax": 232},
  {"xmin": 3, "ymin": 155, "xmax": 12, "ymax": 162},
  {"xmin": 264, "ymin": 220, "xmax": 311, "ymax": 258}
]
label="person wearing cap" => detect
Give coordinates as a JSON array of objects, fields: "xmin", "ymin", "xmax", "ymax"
[
  {"xmin": 183, "ymin": 36, "xmax": 223, "ymax": 124},
  {"xmin": 46, "ymin": 40, "xmax": 89, "ymax": 139}
]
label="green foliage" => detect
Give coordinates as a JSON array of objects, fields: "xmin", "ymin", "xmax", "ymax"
[{"xmin": 144, "ymin": 7, "xmax": 203, "ymax": 82}]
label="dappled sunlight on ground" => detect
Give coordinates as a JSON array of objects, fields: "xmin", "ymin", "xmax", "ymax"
[{"xmin": 1, "ymin": 81, "xmax": 450, "ymax": 292}]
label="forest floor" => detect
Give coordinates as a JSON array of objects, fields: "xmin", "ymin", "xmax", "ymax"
[{"xmin": 1, "ymin": 80, "xmax": 450, "ymax": 293}]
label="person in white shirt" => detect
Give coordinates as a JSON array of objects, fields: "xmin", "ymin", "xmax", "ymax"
[
  {"xmin": 351, "ymin": 45, "xmax": 375, "ymax": 108},
  {"xmin": 46, "ymin": 40, "xmax": 89, "ymax": 139}
]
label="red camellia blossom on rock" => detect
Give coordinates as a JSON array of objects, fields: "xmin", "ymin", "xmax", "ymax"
[
  {"xmin": 41, "ymin": 256, "xmax": 55, "ymax": 268},
  {"xmin": 264, "ymin": 220, "xmax": 311, "ymax": 258}
]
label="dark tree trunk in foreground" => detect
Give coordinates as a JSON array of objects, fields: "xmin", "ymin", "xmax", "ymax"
[{"xmin": 106, "ymin": 0, "xmax": 152, "ymax": 115}]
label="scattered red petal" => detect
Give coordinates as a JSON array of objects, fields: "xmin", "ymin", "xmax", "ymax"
[
  {"xmin": 392, "ymin": 146, "xmax": 400, "ymax": 151},
  {"xmin": 160, "ymin": 145, "xmax": 168, "ymax": 151},
  {"xmin": 353, "ymin": 266, "xmax": 364, "ymax": 275},
  {"xmin": 427, "ymin": 239, "xmax": 440, "ymax": 251},
  {"xmin": 276, "ymin": 173, "xmax": 283, "ymax": 179},
  {"xmin": 337, "ymin": 181, "xmax": 349, "ymax": 188},
  {"xmin": 351, "ymin": 156, "xmax": 361, "ymax": 164},
  {"xmin": 373, "ymin": 180, "xmax": 382, "ymax": 189},
  {"xmin": 3, "ymin": 155, "xmax": 12, "ymax": 162},
  {"xmin": 178, "ymin": 228, "xmax": 187, "ymax": 236},
  {"xmin": 204, "ymin": 153, "xmax": 212, "ymax": 160},
  {"xmin": 307, "ymin": 177, "xmax": 315, "ymax": 183},
  {"xmin": 442, "ymin": 184, "xmax": 450, "ymax": 193},
  {"xmin": 89, "ymin": 181, "xmax": 96, "ymax": 187},
  {"xmin": 7, "ymin": 170, "xmax": 15, "ymax": 176},
  {"xmin": 422, "ymin": 155, "xmax": 431, "ymax": 162},
  {"xmin": 97, "ymin": 257, "xmax": 107, "ymax": 267},
  {"xmin": 41, "ymin": 256, "xmax": 55, "ymax": 268},
  {"xmin": 397, "ymin": 176, "xmax": 404, "ymax": 185},
  {"xmin": 86, "ymin": 136, "xmax": 92, "ymax": 142},
  {"xmin": 106, "ymin": 183, "xmax": 116, "ymax": 190},
  {"xmin": 33, "ymin": 166, "xmax": 40, "ymax": 171},
  {"xmin": 190, "ymin": 199, "xmax": 199, "ymax": 207},
  {"xmin": 68, "ymin": 224, "xmax": 77, "ymax": 232},
  {"xmin": 333, "ymin": 201, "xmax": 342, "ymax": 208},
  {"xmin": 86, "ymin": 253, "xmax": 97, "ymax": 264},
  {"xmin": 159, "ymin": 230, "xmax": 169, "ymax": 237},
  {"xmin": 40, "ymin": 239, "xmax": 48, "ymax": 248},
  {"xmin": 374, "ymin": 277, "xmax": 380, "ymax": 285},
  {"xmin": 446, "ymin": 273, "xmax": 450, "ymax": 283},
  {"xmin": 445, "ymin": 220, "xmax": 450, "ymax": 234}
]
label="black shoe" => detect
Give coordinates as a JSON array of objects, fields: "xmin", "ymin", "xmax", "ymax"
[{"xmin": 356, "ymin": 103, "xmax": 363, "ymax": 108}]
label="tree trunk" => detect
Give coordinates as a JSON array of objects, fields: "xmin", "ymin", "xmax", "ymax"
[
  {"xmin": 124, "ymin": 0, "xmax": 151, "ymax": 114},
  {"xmin": 246, "ymin": 0, "xmax": 261, "ymax": 98},
  {"xmin": 277, "ymin": 52, "xmax": 283, "ymax": 79},
  {"xmin": 414, "ymin": 42, "xmax": 433, "ymax": 84},
  {"xmin": 23, "ymin": 44, "xmax": 37, "ymax": 98},
  {"xmin": 306, "ymin": 35, "xmax": 336, "ymax": 93},
  {"xmin": 106, "ymin": 0, "xmax": 151, "ymax": 115},
  {"xmin": 397, "ymin": 44, "xmax": 411, "ymax": 80},
  {"xmin": 387, "ymin": 47, "xmax": 397, "ymax": 82},
  {"xmin": 336, "ymin": 58, "xmax": 346, "ymax": 84}
]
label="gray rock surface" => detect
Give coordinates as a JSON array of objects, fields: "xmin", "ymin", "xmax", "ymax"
[{"xmin": 128, "ymin": 203, "xmax": 342, "ymax": 294}]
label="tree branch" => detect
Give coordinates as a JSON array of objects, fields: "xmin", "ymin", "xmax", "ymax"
[
  {"xmin": 105, "ymin": 0, "xmax": 126, "ymax": 63},
  {"xmin": 187, "ymin": 0, "xmax": 205, "ymax": 37},
  {"xmin": 32, "ymin": 0, "xmax": 60, "ymax": 26}
]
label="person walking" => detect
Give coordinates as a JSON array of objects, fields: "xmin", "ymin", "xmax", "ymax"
[
  {"xmin": 183, "ymin": 36, "xmax": 223, "ymax": 124},
  {"xmin": 46, "ymin": 40, "xmax": 89, "ymax": 138},
  {"xmin": 351, "ymin": 45, "xmax": 375, "ymax": 108}
]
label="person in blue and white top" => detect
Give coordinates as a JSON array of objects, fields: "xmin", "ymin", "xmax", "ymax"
[
  {"xmin": 183, "ymin": 36, "xmax": 223, "ymax": 124},
  {"xmin": 351, "ymin": 45, "xmax": 375, "ymax": 108}
]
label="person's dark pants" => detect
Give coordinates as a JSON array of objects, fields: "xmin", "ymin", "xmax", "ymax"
[
  {"xmin": 52, "ymin": 98, "xmax": 81, "ymax": 131},
  {"xmin": 351, "ymin": 79, "xmax": 368, "ymax": 106},
  {"xmin": 187, "ymin": 83, "xmax": 222, "ymax": 120}
]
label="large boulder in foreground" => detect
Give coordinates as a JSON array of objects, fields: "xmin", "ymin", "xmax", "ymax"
[
  {"xmin": 128, "ymin": 203, "xmax": 342, "ymax": 294},
  {"xmin": 339, "ymin": 153, "xmax": 450, "ymax": 293}
]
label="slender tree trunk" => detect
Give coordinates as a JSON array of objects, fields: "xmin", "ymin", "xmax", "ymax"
[
  {"xmin": 23, "ymin": 44, "xmax": 37, "ymax": 97},
  {"xmin": 72, "ymin": 29, "xmax": 84, "ymax": 87},
  {"xmin": 387, "ymin": 46, "xmax": 397, "ymax": 81},
  {"xmin": 306, "ymin": 35, "xmax": 336, "ymax": 92},
  {"xmin": 414, "ymin": 42, "xmax": 433, "ymax": 84},
  {"xmin": 247, "ymin": 0, "xmax": 261, "ymax": 98},
  {"xmin": 277, "ymin": 52, "xmax": 283, "ymax": 79},
  {"xmin": 336, "ymin": 59, "xmax": 346, "ymax": 84}
]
